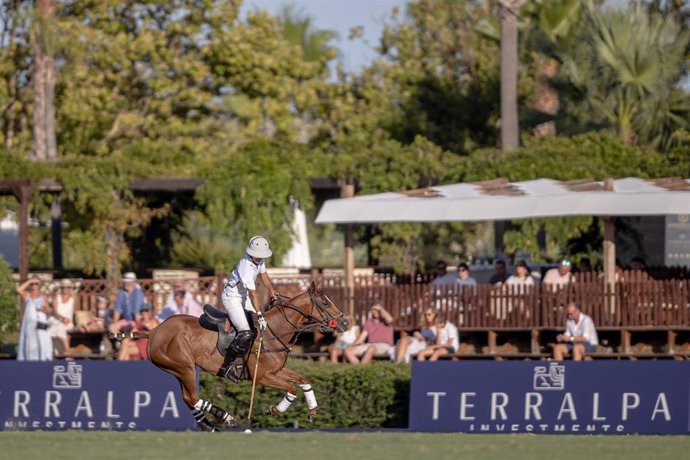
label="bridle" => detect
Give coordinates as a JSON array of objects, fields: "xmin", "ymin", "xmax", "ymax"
[{"xmin": 260, "ymin": 288, "xmax": 345, "ymax": 353}]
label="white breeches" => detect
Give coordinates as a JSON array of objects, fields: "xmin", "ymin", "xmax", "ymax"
[{"xmin": 221, "ymin": 285, "xmax": 254, "ymax": 332}]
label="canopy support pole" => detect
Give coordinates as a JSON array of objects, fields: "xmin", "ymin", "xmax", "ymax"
[
  {"xmin": 603, "ymin": 178, "xmax": 616, "ymax": 317},
  {"xmin": 342, "ymin": 184, "xmax": 355, "ymax": 316}
]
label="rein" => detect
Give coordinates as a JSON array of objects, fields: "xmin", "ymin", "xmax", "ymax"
[{"xmin": 260, "ymin": 290, "xmax": 343, "ymax": 353}]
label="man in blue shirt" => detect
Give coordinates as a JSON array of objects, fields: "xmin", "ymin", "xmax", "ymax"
[{"xmin": 110, "ymin": 272, "xmax": 146, "ymax": 333}]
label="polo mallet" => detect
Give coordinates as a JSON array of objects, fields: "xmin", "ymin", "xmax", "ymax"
[{"xmin": 246, "ymin": 330, "xmax": 264, "ymax": 430}]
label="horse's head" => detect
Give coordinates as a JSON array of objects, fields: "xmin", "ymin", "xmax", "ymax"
[{"xmin": 306, "ymin": 280, "xmax": 349, "ymax": 333}]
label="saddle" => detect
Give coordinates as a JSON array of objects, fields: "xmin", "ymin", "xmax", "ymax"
[{"xmin": 199, "ymin": 304, "xmax": 256, "ymax": 356}]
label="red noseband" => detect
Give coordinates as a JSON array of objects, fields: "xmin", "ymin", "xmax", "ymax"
[{"xmin": 328, "ymin": 319, "xmax": 338, "ymax": 329}]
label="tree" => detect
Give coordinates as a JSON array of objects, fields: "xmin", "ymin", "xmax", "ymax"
[
  {"xmin": 31, "ymin": 0, "xmax": 57, "ymax": 162},
  {"xmin": 498, "ymin": 0, "xmax": 526, "ymax": 151},
  {"xmin": 558, "ymin": 3, "xmax": 689, "ymax": 150}
]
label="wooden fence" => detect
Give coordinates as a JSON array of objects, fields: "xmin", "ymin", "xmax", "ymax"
[{"xmin": 31, "ymin": 270, "xmax": 690, "ymax": 332}]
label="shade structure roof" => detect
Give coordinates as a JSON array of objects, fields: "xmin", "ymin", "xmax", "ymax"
[{"xmin": 315, "ymin": 177, "xmax": 690, "ymax": 224}]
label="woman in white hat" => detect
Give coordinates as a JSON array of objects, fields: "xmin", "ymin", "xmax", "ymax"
[
  {"xmin": 50, "ymin": 279, "xmax": 76, "ymax": 356},
  {"xmin": 219, "ymin": 235, "xmax": 279, "ymax": 381}
]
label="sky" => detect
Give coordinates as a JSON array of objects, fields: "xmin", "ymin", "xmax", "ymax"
[{"xmin": 241, "ymin": 0, "xmax": 407, "ymax": 75}]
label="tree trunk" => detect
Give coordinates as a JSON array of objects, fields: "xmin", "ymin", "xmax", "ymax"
[
  {"xmin": 31, "ymin": 0, "xmax": 57, "ymax": 162},
  {"xmin": 533, "ymin": 57, "xmax": 560, "ymax": 137},
  {"xmin": 499, "ymin": 0, "xmax": 525, "ymax": 152}
]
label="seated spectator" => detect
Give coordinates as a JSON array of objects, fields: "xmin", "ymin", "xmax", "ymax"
[
  {"xmin": 456, "ymin": 263, "xmax": 477, "ymax": 295},
  {"xmin": 395, "ymin": 307, "xmax": 437, "ymax": 364},
  {"xmin": 488, "ymin": 260, "xmax": 510, "ymax": 286},
  {"xmin": 17, "ymin": 278, "xmax": 53, "ymax": 361},
  {"xmin": 578, "ymin": 257, "xmax": 593, "ymax": 274},
  {"xmin": 109, "ymin": 272, "xmax": 146, "ymax": 335},
  {"xmin": 626, "ymin": 256, "xmax": 651, "ymax": 282},
  {"xmin": 432, "ymin": 260, "xmax": 458, "ymax": 286},
  {"xmin": 505, "ymin": 260, "xmax": 535, "ymax": 292},
  {"xmin": 543, "ymin": 259, "xmax": 575, "ymax": 290},
  {"xmin": 552, "ymin": 302, "xmax": 599, "ymax": 361},
  {"xmin": 157, "ymin": 280, "xmax": 203, "ymax": 321},
  {"xmin": 118, "ymin": 305, "xmax": 160, "ymax": 361},
  {"xmin": 49, "ymin": 279, "xmax": 76, "ymax": 356},
  {"xmin": 344, "ymin": 303, "xmax": 394, "ymax": 365},
  {"xmin": 416, "ymin": 314, "xmax": 459, "ymax": 361},
  {"xmin": 328, "ymin": 314, "xmax": 359, "ymax": 363}
]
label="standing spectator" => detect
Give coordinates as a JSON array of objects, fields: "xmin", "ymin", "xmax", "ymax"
[
  {"xmin": 505, "ymin": 260, "xmax": 535, "ymax": 292},
  {"xmin": 17, "ymin": 278, "xmax": 52, "ymax": 361},
  {"xmin": 552, "ymin": 302, "xmax": 599, "ymax": 361},
  {"xmin": 109, "ymin": 272, "xmax": 146, "ymax": 335},
  {"xmin": 395, "ymin": 308, "xmax": 437, "ymax": 364},
  {"xmin": 488, "ymin": 260, "xmax": 510, "ymax": 286},
  {"xmin": 432, "ymin": 260, "xmax": 458, "ymax": 286},
  {"xmin": 49, "ymin": 279, "xmax": 76, "ymax": 356},
  {"xmin": 416, "ymin": 314, "xmax": 459, "ymax": 361},
  {"xmin": 328, "ymin": 314, "xmax": 359, "ymax": 363},
  {"xmin": 543, "ymin": 260, "xmax": 576, "ymax": 290},
  {"xmin": 158, "ymin": 280, "xmax": 203, "ymax": 321},
  {"xmin": 344, "ymin": 303, "xmax": 394, "ymax": 365},
  {"xmin": 456, "ymin": 263, "xmax": 478, "ymax": 294}
]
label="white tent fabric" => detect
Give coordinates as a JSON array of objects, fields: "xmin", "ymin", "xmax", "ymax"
[
  {"xmin": 316, "ymin": 178, "xmax": 690, "ymax": 224},
  {"xmin": 281, "ymin": 204, "xmax": 312, "ymax": 269}
]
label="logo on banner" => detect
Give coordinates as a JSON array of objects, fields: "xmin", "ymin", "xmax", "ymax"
[
  {"xmin": 52, "ymin": 362, "xmax": 83, "ymax": 389},
  {"xmin": 533, "ymin": 362, "xmax": 565, "ymax": 391}
]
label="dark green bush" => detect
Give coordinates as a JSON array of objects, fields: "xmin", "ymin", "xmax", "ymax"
[
  {"xmin": 0, "ymin": 256, "xmax": 17, "ymax": 345},
  {"xmin": 199, "ymin": 360, "xmax": 411, "ymax": 428}
]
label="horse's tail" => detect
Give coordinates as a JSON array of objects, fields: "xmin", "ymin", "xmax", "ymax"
[{"xmin": 109, "ymin": 331, "xmax": 150, "ymax": 341}]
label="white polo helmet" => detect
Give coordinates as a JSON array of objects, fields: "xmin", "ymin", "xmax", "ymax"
[{"xmin": 246, "ymin": 235, "xmax": 272, "ymax": 259}]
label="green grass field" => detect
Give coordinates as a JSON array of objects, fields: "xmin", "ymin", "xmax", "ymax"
[{"xmin": 1, "ymin": 431, "xmax": 689, "ymax": 460}]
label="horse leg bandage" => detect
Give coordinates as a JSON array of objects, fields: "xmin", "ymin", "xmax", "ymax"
[
  {"xmin": 194, "ymin": 399, "xmax": 212, "ymax": 412},
  {"xmin": 276, "ymin": 392, "xmax": 297, "ymax": 413},
  {"xmin": 300, "ymin": 383, "xmax": 318, "ymax": 410}
]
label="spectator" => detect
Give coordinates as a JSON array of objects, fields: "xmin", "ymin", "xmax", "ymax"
[
  {"xmin": 627, "ymin": 256, "xmax": 651, "ymax": 282},
  {"xmin": 49, "ymin": 279, "xmax": 76, "ymax": 356},
  {"xmin": 344, "ymin": 303, "xmax": 394, "ymax": 365},
  {"xmin": 78, "ymin": 295, "xmax": 113, "ymax": 334},
  {"xmin": 118, "ymin": 304, "xmax": 159, "ymax": 361},
  {"xmin": 505, "ymin": 260, "xmax": 535, "ymax": 292},
  {"xmin": 328, "ymin": 314, "xmax": 359, "ymax": 363},
  {"xmin": 630, "ymin": 256, "xmax": 646, "ymax": 271},
  {"xmin": 158, "ymin": 280, "xmax": 203, "ymax": 321},
  {"xmin": 394, "ymin": 307, "xmax": 437, "ymax": 364},
  {"xmin": 431, "ymin": 260, "xmax": 458, "ymax": 286},
  {"xmin": 17, "ymin": 278, "xmax": 53, "ymax": 361},
  {"xmin": 578, "ymin": 257, "xmax": 593, "ymax": 274},
  {"xmin": 416, "ymin": 314, "xmax": 459, "ymax": 361},
  {"xmin": 456, "ymin": 263, "xmax": 477, "ymax": 294},
  {"xmin": 552, "ymin": 302, "xmax": 599, "ymax": 361},
  {"xmin": 543, "ymin": 260, "xmax": 575, "ymax": 290},
  {"xmin": 109, "ymin": 272, "xmax": 146, "ymax": 335},
  {"xmin": 488, "ymin": 260, "xmax": 510, "ymax": 286}
]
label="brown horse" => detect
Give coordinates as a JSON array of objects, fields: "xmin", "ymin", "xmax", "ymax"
[{"xmin": 143, "ymin": 281, "xmax": 348, "ymax": 431}]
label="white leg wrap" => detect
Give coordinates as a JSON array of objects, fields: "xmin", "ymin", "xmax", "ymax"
[
  {"xmin": 276, "ymin": 392, "xmax": 297, "ymax": 413},
  {"xmin": 194, "ymin": 399, "xmax": 211, "ymax": 412},
  {"xmin": 300, "ymin": 383, "xmax": 318, "ymax": 410}
]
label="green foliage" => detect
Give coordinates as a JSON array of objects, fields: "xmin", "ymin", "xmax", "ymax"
[
  {"xmin": 0, "ymin": 256, "xmax": 18, "ymax": 345},
  {"xmin": 200, "ymin": 360, "xmax": 410, "ymax": 428}
]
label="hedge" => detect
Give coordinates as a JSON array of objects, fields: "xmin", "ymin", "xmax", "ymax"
[{"xmin": 199, "ymin": 360, "xmax": 411, "ymax": 428}]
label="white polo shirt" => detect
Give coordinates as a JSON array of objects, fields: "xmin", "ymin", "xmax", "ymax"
[
  {"xmin": 226, "ymin": 254, "xmax": 266, "ymax": 297},
  {"xmin": 564, "ymin": 313, "xmax": 598, "ymax": 346},
  {"xmin": 437, "ymin": 321, "xmax": 460, "ymax": 351}
]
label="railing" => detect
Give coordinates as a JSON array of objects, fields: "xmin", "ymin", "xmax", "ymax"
[{"xmin": 29, "ymin": 271, "xmax": 690, "ymax": 331}]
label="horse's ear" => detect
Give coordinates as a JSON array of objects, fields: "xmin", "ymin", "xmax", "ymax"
[{"xmin": 309, "ymin": 279, "xmax": 323, "ymax": 292}]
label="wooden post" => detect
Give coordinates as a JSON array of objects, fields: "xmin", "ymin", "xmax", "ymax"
[
  {"xmin": 602, "ymin": 178, "xmax": 616, "ymax": 317},
  {"xmin": 341, "ymin": 184, "xmax": 355, "ymax": 316},
  {"xmin": 50, "ymin": 195, "xmax": 63, "ymax": 272},
  {"xmin": 10, "ymin": 181, "xmax": 31, "ymax": 281}
]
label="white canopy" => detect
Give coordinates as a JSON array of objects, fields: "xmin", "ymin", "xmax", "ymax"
[{"xmin": 316, "ymin": 177, "xmax": 690, "ymax": 224}]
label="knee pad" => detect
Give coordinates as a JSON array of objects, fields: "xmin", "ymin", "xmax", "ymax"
[{"xmin": 232, "ymin": 330, "xmax": 254, "ymax": 354}]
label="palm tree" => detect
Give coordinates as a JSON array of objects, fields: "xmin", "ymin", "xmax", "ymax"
[
  {"xmin": 560, "ymin": 3, "xmax": 689, "ymax": 150},
  {"xmin": 278, "ymin": 5, "xmax": 337, "ymax": 63},
  {"xmin": 498, "ymin": 0, "xmax": 526, "ymax": 152}
]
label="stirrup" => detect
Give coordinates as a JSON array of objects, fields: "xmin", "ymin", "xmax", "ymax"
[{"xmin": 221, "ymin": 361, "xmax": 243, "ymax": 383}]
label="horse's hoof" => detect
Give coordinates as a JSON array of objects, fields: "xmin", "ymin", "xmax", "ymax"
[
  {"xmin": 308, "ymin": 415, "xmax": 317, "ymax": 423},
  {"xmin": 223, "ymin": 415, "xmax": 238, "ymax": 428},
  {"xmin": 264, "ymin": 406, "xmax": 277, "ymax": 416}
]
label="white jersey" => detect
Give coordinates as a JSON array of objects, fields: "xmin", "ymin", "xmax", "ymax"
[
  {"xmin": 437, "ymin": 321, "xmax": 459, "ymax": 351},
  {"xmin": 564, "ymin": 313, "xmax": 598, "ymax": 346},
  {"xmin": 226, "ymin": 253, "xmax": 267, "ymax": 298}
]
